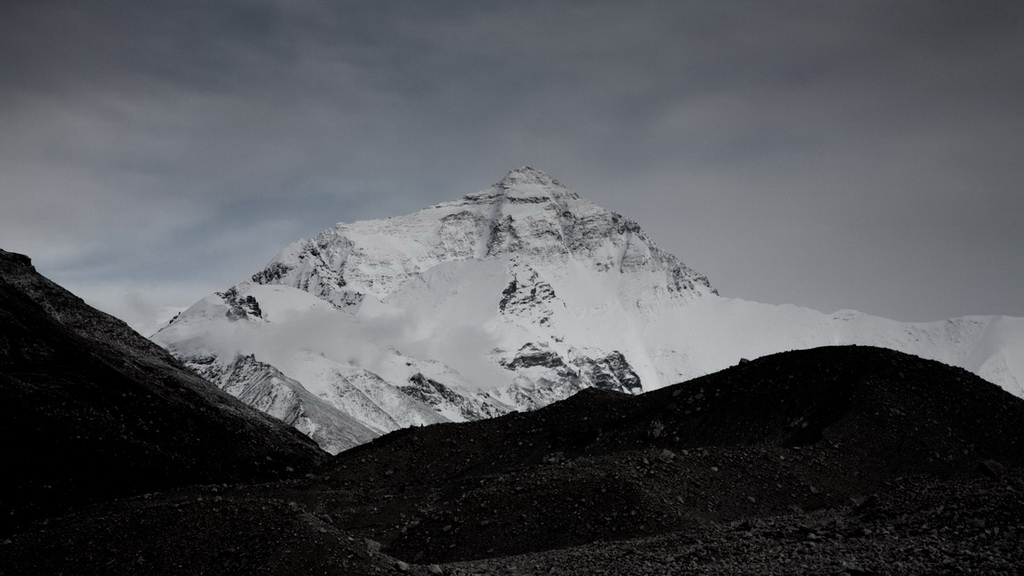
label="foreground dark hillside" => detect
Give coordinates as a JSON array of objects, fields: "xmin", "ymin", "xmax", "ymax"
[
  {"xmin": 319, "ymin": 345, "xmax": 1024, "ymax": 565},
  {"xmin": 0, "ymin": 250, "xmax": 327, "ymax": 536},
  {"xmin": 1, "ymin": 250, "xmax": 1021, "ymax": 574}
]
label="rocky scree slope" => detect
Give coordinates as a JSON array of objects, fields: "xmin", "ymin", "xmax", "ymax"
[
  {"xmin": 318, "ymin": 345, "xmax": 1024, "ymax": 565},
  {"xmin": 153, "ymin": 167, "xmax": 1024, "ymax": 454},
  {"xmin": 0, "ymin": 249, "xmax": 327, "ymax": 537},
  {"xmin": 3, "ymin": 345, "xmax": 1021, "ymax": 575}
]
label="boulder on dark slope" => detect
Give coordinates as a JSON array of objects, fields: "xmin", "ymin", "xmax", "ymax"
[{"xmin": 0, "ymin": 250, "xmax": 327, "ymax": 536}]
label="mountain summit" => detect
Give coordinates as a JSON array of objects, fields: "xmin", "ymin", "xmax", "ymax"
[
  {"xmin": 250, "ymin": 166, "xmax": 712, "ymax": 308},
  {"xmin": 497, "ymin": 165, "xmax": 563, "ymax": 188},
  {"xmin": 153, "ymin": 168, "xmax": 1024, "ymax": 453}
]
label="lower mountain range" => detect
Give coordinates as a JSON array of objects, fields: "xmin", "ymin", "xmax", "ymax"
[{"xmin": 2, "ymin": 247, "xmax": 1022, "ymax": 574}]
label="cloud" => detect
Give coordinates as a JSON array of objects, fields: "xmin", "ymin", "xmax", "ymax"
[
  {"xmin": 2, "ymin": 0, "xmax": 1023, "ymax": 324},
  {"xmin": 169, "ymin": 291, "xmax": 504, "ymax": 393}
]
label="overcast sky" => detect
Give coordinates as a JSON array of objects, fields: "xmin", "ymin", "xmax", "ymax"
[{"xmin": 2, "ymin": 0, "xmax": 1022, "ymax": 332}]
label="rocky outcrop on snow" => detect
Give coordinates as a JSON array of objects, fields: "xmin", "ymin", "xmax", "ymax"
[
  {"xmin": 153, "ymin": 167, "xmax": 1024, "ymax": 453},
  {"xmin": 399, "ymin": 373, "xmax": 508, "ymax": 423}
]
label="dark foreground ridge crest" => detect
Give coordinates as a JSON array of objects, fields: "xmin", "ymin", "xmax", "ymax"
[
  {"xmin": 0, "ymin": 249, "xmax": 326, "ymax": 536},
  {"xmin": 325, "ymin": 345, "xmax": 1024, "ymax": 566}
]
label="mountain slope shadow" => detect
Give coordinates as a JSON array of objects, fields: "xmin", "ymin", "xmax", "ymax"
[{"xmin": 0, "ymin": 250, "xmax": 327, "ymax": 536}]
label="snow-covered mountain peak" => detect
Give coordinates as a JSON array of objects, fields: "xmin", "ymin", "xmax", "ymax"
[
  {"xmin": 461, "ymin": 166, "xmax": 578, "ymax": 211},
  {"xmin": 490, "ymin": 165, "xmax": 578, "ymax": 201},
  {"xmin": 500, "ymin": 165, "xmax": 559, "ymax": 187},
  {"xmin": 249, "ymin": 168, "xmax": 714, "ymax": 309},
  {"xmin": 153, "ymin": 167, "xmax": 1024, "ymax": 454}
]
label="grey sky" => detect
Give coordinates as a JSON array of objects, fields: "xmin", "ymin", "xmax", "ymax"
[{"xmin": 2, "ymin": 0, "xmax": 1022, "ymax": 331}]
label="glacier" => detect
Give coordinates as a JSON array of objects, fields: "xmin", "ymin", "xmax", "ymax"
[{"xmin": 153, "ymin": 167, "xmax": 1024, "ymax": 453}]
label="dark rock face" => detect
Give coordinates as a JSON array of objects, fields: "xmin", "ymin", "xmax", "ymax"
[
  {"xmin": 504, "ymin": 342, "xmax": 575, "ymax": 374},
  {"xmin": 577, "ymin": 350, "xmax": 642, "ymax": 393},
  {"xmin": 219, "ymin": 287, "xmax": 263, "ymax": 319},
  {"xmin": 3, "ymin": 262, "xmax": 1022, "ymax": 576},
  {"xmin": 501, "ymin": 344, "xmax": 644, "ymax": 399},
  {"xmin": 497, "ymin": 269, "xmax": 557, "ymax": 317},
  {"xmin": 251, "ymin": 260, "xmax": 293, "ymax": 284},
  {"xmin": 0, "ymin": 250, "xmax": 327, "ymax": 537},
  {"xmin": 400, "ymin": 373, "xmax": 506, "ymax": 421}
]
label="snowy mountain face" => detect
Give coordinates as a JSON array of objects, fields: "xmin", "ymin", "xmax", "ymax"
[{"xmin": 153, "ymin": 167, "xmax": 1024, "ymax": 453}]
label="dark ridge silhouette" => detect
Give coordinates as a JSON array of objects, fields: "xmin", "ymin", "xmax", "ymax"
[
  {"xmin": 319, "ymin": 345, "xmax": 1024, "ymax": 563},
  {"xmin": 0, "ymin": 250, "xmax": 327, "ymax": 536}
]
